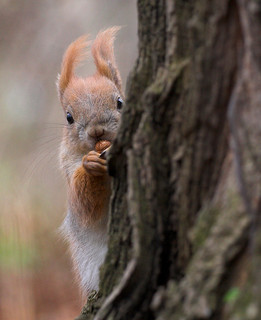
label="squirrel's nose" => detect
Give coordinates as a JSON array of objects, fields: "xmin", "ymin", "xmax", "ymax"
[{"xmin": 88, "ymin": 126, "xmax": 105, "ymax": 139}]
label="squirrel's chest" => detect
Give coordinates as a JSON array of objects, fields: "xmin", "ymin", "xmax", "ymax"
[{"xmin": 61, "ymin": 213, "xmax": 108, "ymax": 293}]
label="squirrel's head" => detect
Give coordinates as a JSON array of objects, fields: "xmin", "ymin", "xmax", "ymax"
[{"xmin": 57, "ymin": 27, "xmax": 123, "ymax": 154}]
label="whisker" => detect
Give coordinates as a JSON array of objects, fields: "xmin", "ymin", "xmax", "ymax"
[
  {"xmin": 34, "ymin": 136, "xmax": 61, "ymax": 147},
  {"xmin": 42, "ymin": 122, "xmax": 67, "ymax": 126},
  {"xmin": 23, "ymin": 146, "xmax": 59, "ymax": 187},
  {"xmin": 22, "ymin": 130, "xmax": 62, "ymax": 186}
]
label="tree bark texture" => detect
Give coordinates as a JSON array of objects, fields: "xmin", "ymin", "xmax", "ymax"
[{"xmin": 76, "ymin": 0, "xmax": 261, "ymax": 319}]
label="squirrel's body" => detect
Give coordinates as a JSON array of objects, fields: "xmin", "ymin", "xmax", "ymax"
[{"xmin": 57, "ymin": 28, "xmax": 123, "ymax": 295}]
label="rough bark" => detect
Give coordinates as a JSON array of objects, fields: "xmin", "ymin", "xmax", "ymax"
[{"xmin": 76, "ymin": 0, "xmax": 261, "ymax": 319}]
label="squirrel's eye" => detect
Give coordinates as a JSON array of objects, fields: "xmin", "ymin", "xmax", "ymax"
[
  {"xmin": 66, "ymin": 112, "xmax": 74, "ymax": 124},
  {"xmin": 117, "ymin": 97, "xmax": 123, "ymax": 110}
]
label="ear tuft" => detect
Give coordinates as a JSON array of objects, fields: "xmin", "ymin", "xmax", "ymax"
[
  {"xmin": 92, "ymin": 27, "xmax": 122, "ymax": 93},
  {"xmin": 58, "ymin": 35, "xmax": 90, "ymax": 98}
]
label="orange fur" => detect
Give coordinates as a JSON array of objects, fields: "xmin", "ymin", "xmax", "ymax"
[
  {"xmin": 58, "ymin": 27, "xmax": 122, "ymax": 100},
  {"xmin": 69, "ymin": 165, "xmax": 110, "ymax": 224},
  {"xmin": 59, "ymin": 35, "xmax": 90, "ymax": 96},
  {"xmin": 92, "ymin": 27, "xmax": 122, "ymax": 93}
]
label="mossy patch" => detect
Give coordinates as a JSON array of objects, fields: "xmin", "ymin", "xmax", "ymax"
[
  {"xmin": 75, "ymin": 291, "xmax": 103, "ymax": 320},
  {"xmin": 191, "ymin": 205, "xmax": 220, "ymax": 252}
]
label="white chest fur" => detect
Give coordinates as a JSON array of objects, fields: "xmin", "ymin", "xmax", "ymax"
[{"xmin": 61, "ymin": 212, "xmax": 108, "ymax": 294}]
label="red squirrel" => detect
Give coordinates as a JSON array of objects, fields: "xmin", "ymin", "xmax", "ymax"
[{"xmin": 57, "ymin": 27, "xmax": 123, "ymax": 294}]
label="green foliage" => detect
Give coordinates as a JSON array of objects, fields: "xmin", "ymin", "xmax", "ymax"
[
  {"xmin": 0, "ymin": 229, "xmax": 37, "ymax": 270},
  {"xmin": 0, "ymin": 161, "xmax": 14, "ymax": 194},
  {"xmin": 223, "ymin": 287, "xmax": 240, "ymax": 303}
]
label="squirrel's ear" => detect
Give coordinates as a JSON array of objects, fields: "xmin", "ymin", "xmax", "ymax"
[
  {"xmin": 92, "ymin": 27, "xmax": 122, "ymax": 93},
  {"xmin": 58, "ymin": 35, "xmax": 89, "ymax": 100}
]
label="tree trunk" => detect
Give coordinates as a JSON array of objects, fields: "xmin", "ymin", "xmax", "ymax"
[{"xmin": 76, "ymin": 0, "xmax": 261, "ymax": 319}]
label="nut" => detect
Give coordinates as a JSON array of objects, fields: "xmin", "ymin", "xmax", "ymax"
[{"xmin": 95, "ymin": 140, "xmax": 111, "ymax": 153}]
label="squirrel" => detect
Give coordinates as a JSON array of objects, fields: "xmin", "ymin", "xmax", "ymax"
[{"xmin": 57, "ymin": 27, "xmax": 123, "ymax": 295}]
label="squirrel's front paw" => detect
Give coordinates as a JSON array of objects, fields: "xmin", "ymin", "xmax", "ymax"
[{"xmin": 82, "ymin": 151, "xmax": 107, "ymax": 176}]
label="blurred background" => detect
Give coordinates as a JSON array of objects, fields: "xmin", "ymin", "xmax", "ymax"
[{"xmin": 0, "ymin": 1, "xmax": 137, "ymax": 319}]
